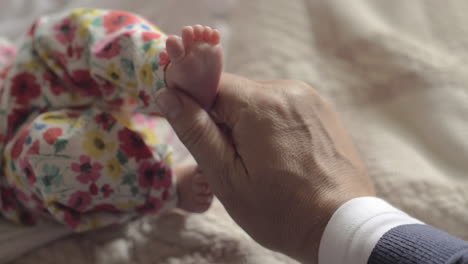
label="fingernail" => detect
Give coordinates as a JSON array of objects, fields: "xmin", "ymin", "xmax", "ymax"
[{"xmin": 155, "ymin": 89, "xmax": 182, "ymax": 119}]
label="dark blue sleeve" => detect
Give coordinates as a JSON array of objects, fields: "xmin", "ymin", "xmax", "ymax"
[{"xmin": 368, "ymin": 224, "xmax": 468, "ymax": 264}]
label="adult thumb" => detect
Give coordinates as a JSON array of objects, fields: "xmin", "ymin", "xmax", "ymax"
[{"xmin": 155, "ymin": 88, "xmax": 233, "ymax": 173}]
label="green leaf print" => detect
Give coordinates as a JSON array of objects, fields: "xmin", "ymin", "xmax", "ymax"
[
  {"xmin": 121, "ymin": 58, "xmax": 135, "ymax": 78},
  {"xmin": 43, "ymin": 96, "xmax": 52, "ymax": 108},
  {"xmin": 131, "ymin": 186, "xmax": 139, "ymax": 196},
  {"xmin": 156, "ymin": 80, "xmax": 165, "ymax": 90},
  {"xmin": 92, "ymin": 17, "xmax": 102, "ymax": 27},
  {"xmin": 10, "ymin": 159, "xmax": 16, "ymax": 171},
  {"xmin": 151, "ymin": 60, "xmax": 159, "ymax": 72},
  {"xmin": 40, "ymin": 164, "xmax": 63, "ymax": 194},
  {"xmin": 117, "ymin": 150, "xmax": 128, "ymax": 165},
  {"xmin": 54, "ymin": 139, "xmax": 68, "ymax": 153},
  {"xmin": 142, "ymin": 41, "xmax": 153, "ymax": 53},
  {"xmin": 87, "ymin": 34, "xmax": 95, "ymax": 45},
  {"xmin": 122, "ymin": 173, "xmax": 136, "ymax": 185}
]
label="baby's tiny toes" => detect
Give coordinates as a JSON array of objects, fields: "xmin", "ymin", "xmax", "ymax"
[
  {"xmin": 193, "ymin": 25, "xmax": 204, "ymax": 41},
  {"xmin": 203, "ymin": 26, "xmax": 212, "ymax": 42}
]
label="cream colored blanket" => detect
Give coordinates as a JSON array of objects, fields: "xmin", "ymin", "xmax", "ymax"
[{"xmin": 5, "ymin": 0, "xmax": 468, "ymax": 263}]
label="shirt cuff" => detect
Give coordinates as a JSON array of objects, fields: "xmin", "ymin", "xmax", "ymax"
[{"xmin": 318, "ymin": 197, "xmax": 423, "ymax": 264}]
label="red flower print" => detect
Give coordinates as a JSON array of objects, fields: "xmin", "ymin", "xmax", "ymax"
[
  {"xmin": 0, "ymin": 46, "xmax": 16, "ymax": 65},
  {"xmin": 94, "ymin": 37, "xmax": 121, "ymax": 59},
  {"xmin": 28, "ymin": 20, "xmax": 39, "ymax": 37},
  {"xmin": 43, "ymin": 127, "xmax": 62, "ymax": 145},
  {"xmin": 95, "ymin": 112, "xmax": 116, "ymax": 131},
  {"xmin": 67, "ymin": 45, "xmax": 74, "ymax": 57},
  {"xmin": 27, "ymin": 140, "xmax": 40, "ymax": 155},
  {"xmin": 75, "ymin": 46, "xmax": 84, "ymax": 59},
  {"xmin": 156, "ymin": 167, "xmax": 173, "ymax": 190},
  {"xmin": 53, "ymin": 51, "xmax": 67, "ymax": 67},
  {"xmin": 118, "ymin": 128, "xmax": 153, "ymax": 161},
  {"xmin": 103, "ymin": 11, "xmax": 139, "ymax": 33},
  {"xmin": 138, "ymin": 162, "xmax": 155, "ymax": 188},
  {"xmin": 71, "ymin": 155, "xmax": 103, "ymax": 184},
  {"xmin": 0, "ymin": 187, "xmax": 17, "ymax": 211},
  {"xmin": 19, "ymin": 210, "xmax": 36, "ymax": 225},
  {"xmin": 0, "ymin": 65, "xmax": 12, "ymax": 80},
  {"xmin": 13, "ymin": 187, "xmax": 29, "ymax": 203},
  {"xmin": 137, "ymin": 197, "xmax": 161, "ymax": 215},
  {"xmin": 108, "ymin": 98, "xmax": 124, "ymax": 109},
  {"xmin": 138, "ymin": 90, "xmax": 150, "ymax": 107},
  {"xmin": 66, "ymin": 111, "xmax": 81, "ymax": 119},
  {"xmin": 7, "ymin": 108, "xmax": 29, "ymax": 135},
  {"xmin": 89, "ymin": 183, "xmax": 98, "ymax": 195},
  {"xmin": 63, "ymin": 208, "xmax": 81, "ymax": 229},
  {"xmin": 11, "ymin": 127, "xmax": 29, "ymax": 159},
  {"xmin": 71, "ymin": 70, "xmax": 101, "ymax": 97},
  {"xmin": 142, "ymin": 31, "xmax": 161, "ymax": 42},
  {"xmin": 162, "ymin": 189, "xmax": 170, "ymax": 201},
  {"xmin": 89, "ymin": 203, "xmax": 121, "ymax": 214},
  {"xmin": 43, "ymin": 72, "xmax": 66, "ymax": 96},
  {"xmin": 101, "ymin": 81, "xmax": 116, "ymax": 96},
  {"xmin": 101, "ymin": 184, "xmax": 114, "ymax": 198},
  {"xmin": 53, "ymin": 18, "xmax": 77, "ymax": 45},
  {"xmin": 11, "ymin": 73, "xmax": 41, "ymax": 105},
  {"xmin": 159, "ymin": 50, "xmax": 170, "ymax": 66},
  {"xmin": 138, "ymin": 161, "xmax": 171, "ymax": 190},
  {"xmin": 31, "ymin": 193, "xmax": 46, "ymax": 212},
  {"xmin": 19, "ymin": 157, "xmax": 36, "ymax": 185},
  {"xmin": 67, "ymin": 191, "xmax": 92, "ymax": 212}
]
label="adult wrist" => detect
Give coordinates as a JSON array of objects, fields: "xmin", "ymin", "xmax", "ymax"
[{"xmin": 318, "ymin": 197, "xmax": 422, "ymax": 264}]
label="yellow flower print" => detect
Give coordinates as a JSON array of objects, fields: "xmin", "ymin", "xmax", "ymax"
[
  {"xmin": 106, "ymin": 63, "xmax": 123, "ymax": 85},
  {"xmin": 86, "ymin": 9, "xmax": 103, "ymax": 17},
  {"xmin": 37, "ymin": 51, "xmax": 61, "ymax": 72},
  {"xmin": 13, "ymin": 173, "xmax": 25, "ymax": 189},
  {"xmin": 5, "ymin": 170, "xmax": 25, "ymax": 191},
  {"xmin": 139, "ymin": 63, "xmax": 154, "ymax": 87},
  {"xmin": 145, "ymin": 40, "xmax": 162, "ymax": 57},
  {"xmin": 126, "ymin": 81, "xmax": 138, "ymax": 94},
  {"xmin": 116, "ymin": 201, "xmax": 136, "ymax": 211},
  {"xmin": 88, "ymin": 216, "xmax": 102, "ymax": 230},
  {"xmin": 41, "ymin": 112, "xmax": 74, "ymax": 124},
  {"xmin": 129, "ymin": 90, "xmax": 138, "ymax": 101},
  {"xmin": 164, "ymin": 152, "xmax": 173, "ymax": 166},
  {"xmin": 42, "ymin": 195, "xmax": 61, "ymax": 215},
  {"xmin": 140, "ymin": 127, "xmax": 158, "ymax": 145},
  {"xmin": 71, "ymin": 119, "xmax": 85, "ymax": 129},
  {"xmin": 150, "ymin": 24, "xmax": 163, "ymax": 33},
  {"xmin": 78, "ymin": 19, "xmax": 92, "ymax": 39},
  {"xmin": 71, "ymin": 8, "xmax": 103, "ymax": 20},
  {"xmin": 82, "ymin": 130, "xmax": 116, "ymax": 159},
  {"xmin": 113, "ymin": 113, "xmax": 136, "ymax": 130},
  {"xmin": 24, "ymin": 60, "xmax": 40, "ymax": 71},
  {"xmin": 105, "ymin": 158, "xmax": 122, "ymax": 181},
  {"xmin": 69, "ymin": 91, "xmax": 82, "ymax": 104},
  {"xmin": 70, "ymin": 8, "xmax": 89, "ymax": 20}
]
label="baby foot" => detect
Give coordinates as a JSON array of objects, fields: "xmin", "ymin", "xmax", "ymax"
[
  {"xmin": 163, "ymin": 25, "xmax": 223, "ymax": 109},
  {"xmin": 175, "ymin": 165, "xmax": 213, "ymax": 213}
]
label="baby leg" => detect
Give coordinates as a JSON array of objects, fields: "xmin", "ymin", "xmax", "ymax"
[{"xmin": 2, "ymin": 108, "xmax": 211, "ymax": 230}]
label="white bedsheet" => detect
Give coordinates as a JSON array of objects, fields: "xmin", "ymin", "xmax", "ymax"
[{"xmin": 2, "ymin": 0, "xmax": 468, "ymax": 263}]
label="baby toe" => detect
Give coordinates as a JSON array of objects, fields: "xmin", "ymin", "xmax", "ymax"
[
  {"xmin": 193, "ymin": 25, "xmax": 204, "ymax": 41},
  {"xmin": 203, "ymin": 26, "xmax": 213, "ymax": 42},
  {"xmin": 182, "ymin": 26, "xmax": 194, "ymax": 48}
]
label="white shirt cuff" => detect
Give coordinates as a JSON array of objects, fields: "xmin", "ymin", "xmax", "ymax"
[{"xmin": 318, "ymin": 197, "xmax": 423, "ymax": 264}]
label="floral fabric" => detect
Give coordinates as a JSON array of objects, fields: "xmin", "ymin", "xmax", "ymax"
[{"xmin": 0, "ymin": 9, "xmax": 176, "ymax": 231}]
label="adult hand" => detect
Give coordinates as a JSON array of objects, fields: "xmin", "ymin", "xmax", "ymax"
[{"xmin": 155, "ymin": 73, "xmax": 375, "ymax": 263}]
